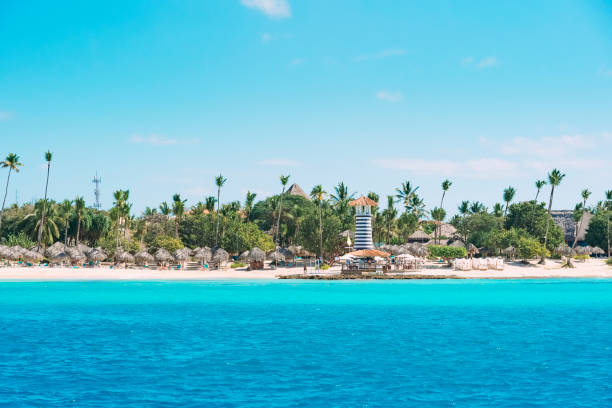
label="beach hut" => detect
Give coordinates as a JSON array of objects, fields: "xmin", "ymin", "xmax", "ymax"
[
  {"xmin": 268, "ymin": 250, "xmax": 286, "ymax": 266},
  {"xmin": 115, "ymin": 251, "xmax": 134, "ymax": 266},
  {"xmin": 406, "ymin": 230, "xmax": 431, "ymax": 243},
  {"xmin": 65, "ymin": 247, "xmax": 86, "ymax": 265},
  {"xmin": 238, "ymin": 250, "xmax": 250, "ymax": 261},
  {"xmin": 173, "ymin": 248, "xmax": 191, "ymax": 267},
  {"xmin": 591, "ymin": 246, "xmax": 605, "ymax": 257},
  {"xmin": 77, "ymin": 243, "xmax": 92, "ymax": 255},
  {"xmin": 467, "ymin": 243, "xmax": 479, "ymax": 257},
  {"xmin": 503, "ymin": 246, "xmax": 517, "ymax": 259},
  {"xmin": 135, "ymin": 250, "xmax": 154, "ymax": 266},
  {"xmin": 87, "ymin": 248, "xmax": 107, "ymax": 266},
  {"xmin": 212, "ymin": 248, "xmax": 229, "ymax": 268},
  {"xmin": 23, "ymin": 250, "xmax": 43, "ymax": 264},
  {"xmin": 247, "ymin": 247, "xmax": 265, "ymax": 270},
  {"xmin": 193, "ymin": 247, "xmax": 213, "ymax": 266},
  {"xmin": 155, "ymin": 248, "xmax": 173, "ymax": 267}
]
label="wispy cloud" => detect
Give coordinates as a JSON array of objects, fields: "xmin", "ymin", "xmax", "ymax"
[
  {"xmin": 130, "ymin": 134, "xmax": 199, "ymax": 146},
  {"xmin": 241, "ymin": 0, "xmax": 291, "ymax": 18},
  {"xmin": 376, "ymin": 90, "xmax": 403, "ymax": 102},
  {"xmin": 372, "ymin": 157, "xmax": 519, "ymax": 178},
  {"xmin": 258, "ymin": 158, "xmax": 301, "ymax": 166},
  {"xmin": 0, "ymin": 111, "xmax": 13, "ymax": 121},
  {"xmin": 462, "ymin": 56, "xmax": 498, "ymax": 69},
  {"xmin": 354, "ymin": 49, "xmax": 407, "ymax": 62}
]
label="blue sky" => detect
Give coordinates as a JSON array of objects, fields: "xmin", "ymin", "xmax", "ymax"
[{"xmin": 1, "ymin": 0, "xmax": 611, "ymax": 215}]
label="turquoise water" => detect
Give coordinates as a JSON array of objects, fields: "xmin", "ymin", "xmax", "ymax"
[{"xmin": 1, "ymin": 279, "xmax": 611, "ymax": 407}]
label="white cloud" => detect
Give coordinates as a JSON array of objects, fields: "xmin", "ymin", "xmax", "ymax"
[
  {"xmin": 130, "ymin": 134, "xmax": 199, "ymax": 146},
  {"xmin": 258, "ymin": 158, "xmax": 301, "ymax": 166},
  {"xmin": 376, "ymin": 90, "xmax": 403, "ymax": 102},
  {"xmin": 372, "ymin": 157, "xmax": 518, "ymax": 178},
  {"xmin": 354, "ymin": 49, "xmax": 407, "ymax": 62},
  {"xmin": 261, "ymin": 32, "xmax": 271, "ymax": 43},
  {"xmin": 241, "ymin": 0, "xmax": 291, "ymax": 18},
  {"xmin": 0, "ymin": 111, "xmax": 13, "ymax": 121},
  {"xmin": 501, "ymin": 135, "xmax": 594, "ymax": 157},
  {"xmin": 477, "ymin": 56, "xmax": 497, "ymax": 68}
]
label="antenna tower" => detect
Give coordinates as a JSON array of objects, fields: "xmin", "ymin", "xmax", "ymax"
[{"xmin": 92, "ymin": 172, "xmax": 102, "ymax": 209}]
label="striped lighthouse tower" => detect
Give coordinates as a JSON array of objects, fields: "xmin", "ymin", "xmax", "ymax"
[{"xmin": 348, "ymin": 196, "xmax": 378, "ymax": 250}]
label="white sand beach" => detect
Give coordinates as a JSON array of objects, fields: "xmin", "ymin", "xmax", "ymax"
[{"xmin": 0, "ymin": 259, "xmax": 610, "ymax": 281}]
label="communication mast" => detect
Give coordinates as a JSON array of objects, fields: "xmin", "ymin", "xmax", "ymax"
[{"xmin": 92, "ymin": 172, "xmax": 102, "ymax": 209}]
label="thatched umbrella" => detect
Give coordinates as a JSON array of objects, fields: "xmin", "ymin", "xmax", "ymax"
[
  {"xmin": 278, "ymin": 247, "xmax": 294, "ymax": 259},
  {"xmin": 193, "ymin": 247, "xmax": 213, "ymax": 264},
  {"xmin": 212, "ymin": 248, "xmax": 229, "ymax": 267},
  {"xmin": 248, "ymin": 247, "xmax": 265, "ymax": 262},
  {"xmin": 591, "ymin": 246, "xmax": 605, "ymax": 256},
  {"xmin": 50, "ymin": 251, "xmax": 68, "ymax": 265},
  {"xmin": 10, "ymin": 246, "xmax": 26, "ymax": 257},
  {"xmin": 575, "ymin": 246, "xmax": 591, "ymax": 255},
  {"xmin": 268, "ymin": 250, "xmax": 286, "ymax": 263},
  {"xmin": 467, "ymin": 243, "xmax": 479, "ymax": 256},
  {"xmin": 65, "ymin": 247, "xmax": 86, "ymax": 264},
  {"xmin": 155, "ymin": 248, "xmax": 173, "ymax": 264},
  {"xmin": 7, "ymin": 247, "xmax": 23, "ymax": 261},
  {"xmin": 173, "ymin": 248, "xmax": 191, "ymax": 263},
  {"xmin": 77, "ymin": 243, "xmax": 92, "ymax": 254},
  {"xmin": 135, "ymin": 250, "xmax": 154, "ymax": 266},
  {"xmin": 238, "ymin": 250, "xmax": 250, "ymax": 261},
  {"xmin": 503, "ymin": 246, "xmax": 516, "ymax": 258},
  {"xmin": 555, "ymin": 244, "xmax": 572, "ymax": 256},
  {"xmin": 0, "ymin": 245, "xmax": 11, "ymax": 259},
  {"xmin": 23, "ymin": 250, "xmax": 43, "ymax": 263},
  {"xmin": 47, "ymin": 242, "xmax": 66, "ymax": 255},
  {"xmin": 115, "ymin": 251, "xmax": 135, "ymax": 264},
  {"xmin": 87, "ymin": 248, "xmax": 107, "ymax": 263}
]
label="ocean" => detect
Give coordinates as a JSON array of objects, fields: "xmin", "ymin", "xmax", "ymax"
[{"xmin": 1, "ymin": 279, "xmax": 611, "ymax": 407}]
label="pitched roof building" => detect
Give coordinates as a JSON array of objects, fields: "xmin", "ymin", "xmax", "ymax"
[{"xmin": 286, "ymin": 184, "xmax": 310, "ymax": 200}]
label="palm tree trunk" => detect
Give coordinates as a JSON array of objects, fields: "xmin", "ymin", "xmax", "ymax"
[
  {"xmin": 607, "ymin": 215, "xmax": 610, "ymax": 257},
  {"xmin": 37, "ymin": 163, "xmax": 51, "ymax": 248},
  {"xmin": 275, "ymin": 187, "xmax": 286, "ymax": 246},
  {"xmin": 76, "ymin": 213, "xmax": 82, "ymax": 246},
  {"xmin": 0, "ymin": 169, "xmax": 13, "ymax": 232},
  {"xmin": 544, "ymin": 186, "xmax": 555, "ymax": 248},
  {"xmin": 175, "ymin": 218, "xmax": 179, "ymax": 238},
  {"xmin": 440, "ymin": 191, "xmax": 446, "ymax": 209},
  {"xmin": 215, "ymin": 187, "xmax": 220, "ymax": 246},
  {"xmin": 64, "ymin": 221, "xmax": 69, "ymax": 245},
  {"xmin": 318, "ymin": 201, "xmax": 323, "ymax": 259},
  {"xmin": 571, "ymin": 206, "xmax": 587, "ymax": 250}
]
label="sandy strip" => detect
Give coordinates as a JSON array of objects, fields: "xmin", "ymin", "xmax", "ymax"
[{"xmin": 0, "ymin": 259, "xmax": 610, "ymax": 281}]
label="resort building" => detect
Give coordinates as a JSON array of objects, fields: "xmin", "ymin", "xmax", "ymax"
[
  {"xmin": 286, "ymin": 184, "xmax": 310, "ymax": 200},
  {"xmin": 550, "ymin": 210, "xmax": 593, "ymax": 245},
  {"xmin": 348, "ymin": 196, "xmax": 378, "ymax": 250}
]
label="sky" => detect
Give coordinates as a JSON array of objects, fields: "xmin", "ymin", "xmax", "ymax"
[{"xmin": 1, "ymin": 0, "xmax": 611, "ymax": 215}]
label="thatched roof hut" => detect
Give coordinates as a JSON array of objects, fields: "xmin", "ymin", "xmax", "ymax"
[
  {"xmin": 23, "ymin": 250, "xmax": 43, "ymax": 262},
  {"xmin": 406, "ymin": 230, "xmax": 431, "ymax": 243},
  {"xmin": 77, "ymin": 243, "xmax": 92, "ymax": 254},
  {"xmin": 173, "ymin": 248, "xmax": 191, "ymax": 262},
  {"xmin": 135, "ymin": 251, "xmax": 154, "ymax": 265},
  {"xmin": 7, "ymin": 247, "xmax": 24, "ymax": 260},
  {"xmin": 0, "ymin": 245, "xmax": 10, "ymax": 259},
  {"xmin": 286, "ymin": 183, "xmax": 310, "ymax": 200},
  {"xmin": 46, "ymin": 242, "xmax": 66, "ymax": 255},
  {"xmin": 238, "ymin": 250, "xmax": 250, "ymax": 261},
  {"xmin": 155, "ymin": 248, "xmax": 173, "ymax": 263},
  {"xmin": 212, "ymin": 248, "xmax": 229, "ymax": 265},
  {"xmin": 503, "ymin": 246, "xmax": 516, "ymax": 256},
  {"xmin": 347, "ymin": 249, "xmax": 390, "ymax": 258},
  {"xmin": 550, "ymin": 210, "xmax": 593, "ymax": 244},
  {"xmin": 268, "ymin": 250, "xmax": 286, "ymax": 263},
  {"xmin": 193, "ymin": 247, "xmax": 213, "ymax": 262},
  {"xmin": 87, "ymin": 248, "xmax": 107, "ymax": 262},
  {"xmin": 467, "ymin": 243, "xmax": 479, "ymax": 255},
  {"xmin": 591, "ymin": 246, "xmax": 605, "ymax": 256},
  {"xmin": 449, "ymin": 240, "xmax": 465, "ymax": 248},
  {"xmin": 248, "ymin": 247, "xmax": 266, "ymax": 262},
  {"xmin": 115, "ymin": 251, "xmax": 135, "ymax": 263}
]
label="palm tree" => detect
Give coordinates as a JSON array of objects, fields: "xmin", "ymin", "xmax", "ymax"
[
  {"xmin": 141, "ymin": 206, "xmax": 157, "ymax": 245},
  {"xmin": 493, "ymin": 203, "xmax": 504, "ymax": 218},
  {"xmin": 605, "ymin": 190, "xmax": 612, "ymax": 257},
  {"xmin": 382, "ymin": 195, "xmax": 397, "ymax": 244},
  {"xmin": 205, "ymin": 196, "xmax": 217, "ymax": 213},
  {"xmin": 58, "ymin": 199, "xmax": 72, "ymax": 245},
  {"xmin": 440, "ymin": 179, "xmax": 452, "ymax": 208},
  {"xmin": 37, "ymin": 150, "xmax": 53, "ymax": 249},
  {"xmin": 544, "ymin": 169, "xmax": 566, "ymax": 249},
  {"xmin": 503, "ymin": 186, "xmax": 516, "ymax": 216},
  {"xmin": 0, "ymin": 153, "xmax": 23, "ymax": 233},
  {"xmin": 159, "ymin": 201, "xmax": 171, "ymax": 233},
  {"xmin": 73, "ymin": 196, "xmax": 86, "ymax": 246},
  {"xmin": 571, "ymin": 188, "xmax": 591, "ymax": 249},
  {"xmin": 310, "ymin": 185, "xmax": 327, "ymax": 258},
  {"xmin": 458, "ymin": 201, "xmax": 470, "ymax": 216},
  {"xmin": 395, "ymin": 181, "xmax": 419, "ymax": 211},
  {"xmin": 215, "ymin": 174, "xmax": 227, "ymax": 246},
  {"xmin": 112, "ymin": 190, "xmax": 130, "ymax": 247},
  {"xmin": 534, "ymin": 180, "xmax": 546, "ymax": 201},
  {"xmin": 244, "ymin": 191, "xmax": 257, "ymax": 222},
  {"xmin": 430, "ymin": 207, "xmax": 446, "ymax": 244},
  {"xmin": 274, "ymin": 174, "xmax": 290, "ymax": 245},
  {"xmin": 24, "ymin": 200, "xmax": 60, "ymax": 246},
  {"xmin": 469, "ymin": 201, "xmax": 486, "ymax": 214},
  {"xmin": 172, "ymin": 193, "xmax": 187, "ymax": 238}
]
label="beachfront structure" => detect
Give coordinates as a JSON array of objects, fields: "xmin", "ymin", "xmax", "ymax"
[{"xmin": 348, "ymin": 196, "xmax": 378, "ymax": 250}]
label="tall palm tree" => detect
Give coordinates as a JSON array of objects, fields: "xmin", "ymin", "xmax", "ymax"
[
  {"xmin": 503, "ymin": 186, "xmax": 516, "ymax": 216},
  {"xmin": 571, "ymin": 189, "xmax": 591, "ymax": 249},
  {"xmin": 205, "ymin": 196, "xmax": 217, "ymax": 213},
  {"xmin": 112, "ymin": 190, "xmax": 130, "ymax": 246},
  {"xmin": 172, "ymin": 193, "xmax": 187, "ymax": 238},
  {"xmin": 37, "ymin": 150, "xmax": 53, "ymax": 249},
  {"xmin": 25, "ymin": 200, "xmax": 60, "ymax": 246},
  {"xmin": 274, "ymin": 174, "xmax": 290, "ymax": 245},
  {"xmin": 58, "ymin": 199, "xmax": 72, "ymax": 245},
  {"xmin": 310, "ymin": 185, "xmax": 327, "ymax": 258},
  {"xmin": 395, "ymin": 181, "xmax": 419, "ymax": 211},
  {"xmin": 430, "ymin": 207, "xmax": 446, "ymax": 244},
  {"xmin": 141, "ymin": 206, "xmax": 157, "ymax": 245},
  {"xmin": 458, "ymin": 201, "xmax": 470, "ymax": 216},
  {"xmin": 0, "ymin": 153, "xmax": 23, "ymax": 233},
  {"xmin": 493, "ymin": 203, "xmax": 504, "ymax": 218},
  {"xmin": 244, "ymin": 191, "xmax": 257, "ymax": 222},
  {"xmin": 469, "ymin": 201, "xmax": 486, "ymax": 214},
  {"xmin": 534, "ymin": 180, "xmax": 546, "ymax": 201},
  {"xmin": 215, "ymin": 174, "xmax": 227, "ymax": 246},
  {"xmin": 159, "ymin": 201, "xmax": 171, "ymax": 233},
  {"xmin": 544, "ymin": 169, "xmax": 566, "ymax": 248},
  {"xmin": 440, "ymin": 179, "xmax": 452, "ymax": 208},
  {"xmin": 605, "ymin": 190, "xmax": 612, "ymax": 257},
  {"xmin": 383, "ymin": 195, "xmax": 397, "ymax": 244},
  {"xmin": 73, "ymin": 196, "xmax": 86, "ymax": 246}
]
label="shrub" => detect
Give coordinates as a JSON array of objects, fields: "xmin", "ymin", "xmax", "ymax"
[
  {"xmin": 607, "ymin": 258, "xmax": 612, "ymax": 266},
  {"xmin": 573, "ymin": 254, "xmax": 590, "ymax": 261},
  {"xmin": 428, "ymin": 245, "xmax": 467, "ymax": 261},
  {"xmin": 320, "ymin": 264, "xmax": 330, "ymax": 270},
  {"xmin": 150, "ymin": 235, "xmax": 184, "ymax": 253},
  {"xmin": 231, "ymin": 262, "xmax": 246, "ymax": 268},
  {"xmin": 516, "ymin": 236, "xmax": 549, "ymax": 260},
  {"xmin": 5, "ymin": 232, "xmax": 36, "ymax": 249}
]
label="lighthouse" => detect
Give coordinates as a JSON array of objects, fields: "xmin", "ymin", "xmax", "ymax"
[{"xmin": 348, "ymin": 196, "xmax": 378, "ymax": 250}]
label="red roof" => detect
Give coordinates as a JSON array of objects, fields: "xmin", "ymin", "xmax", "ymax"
[
  {"xmin": 348, "ymin": 196, "xmax": 378, "ymax": 207},
  {"xmin": 347, "ymin": 249, "xmax": 390, "ymax": 258}
]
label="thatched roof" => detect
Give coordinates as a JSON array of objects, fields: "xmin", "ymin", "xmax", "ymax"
[
  {"xmin": 248, "ymin": 247, "xmax": 265, "ymax": 262},
  {"xmin": 339, "ymin": 230, "xmax": 355, "ymax": 238},
  {"xmin": 268, "ymin": 250, "xmax": 286, "ymax": 262},
  {"xmin": 238, "ymin": 250, "xmax": 250, "ymax": 261},
  {"xmin": 503, "ymin": 246, "xmax": 516, "ymax": 255},
  {"xmin": 77, "ymin": 243, "xmax": 92, "ymax": 254},
  {"xmin": 135, "ymin": 251, "xmax": 154, "ymax": 264},
  {"xmin": 47, "ymin": 242, "xmax": 66, "ymax": 254},
  {"xmin": 406, "ymin": 230, "xmax": 431, "ymax": 242},
  {"xmin": 193, "ymin": 247, "xmax": 213, "ymax": 262},
  {"xmin": 65, "ymin": 247, "xmax": 86, "ymax": 261},
  {"xmin": 347, "ymin": 249, "xmax": 390, "ymax": 258},
  {"xmin": 115, "ymin": 251, "xmax": 134, "ymax": 263},
  {"xmin": 438, "ymin": 223, "xmax": 457, "ymax": 237},
  {"xmin": 155, "ymin": 248, "xmax": 173, "ymax": 262},
  {"xmin": 23, "ymin": 250, "xmax": 43, "ymax": 261},
  {"xmin": 286, "ymin": 183, "xmax": 310, "ymax": 200},
  {"xmin": 87, "ymin": 248, "xmax": 107, "ymax": 262},
  {"xmin": 550, "ymin": 210, "xmax": 593, "ymax": 243},
  {"xmin": 348, "ymin": 196, "xmax": 378, "ymax": 207},
  {"xmin": 0, "ymin": 245, "xmax": 10, "ymax": 258},
  {"xmin": 173, "ymin": 248, "xmax": 191, "ymax": 261},
  {"xmin": 592, "ymin": 246, "xmax": 605, "ymax": 255},
  {"xmin": 466, "ymin": 243, "xmax": 479, "ymax": 254},
  {"xmin": 212, "ymin": 248, "xmax": 229, "ymax": 264},
  {"xmin": 278, "ymin": 247, "xmax": 294, "ymax": 258}
]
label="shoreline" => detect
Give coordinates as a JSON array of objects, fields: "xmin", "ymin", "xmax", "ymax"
[{"xmin": 0, "ymin": 259, "xmax": 609, "ymax": 281}]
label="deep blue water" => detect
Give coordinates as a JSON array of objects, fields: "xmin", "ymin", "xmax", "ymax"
[{"xmin": 1, "ymin": 279, "xmax": 611, "ymax": 407}]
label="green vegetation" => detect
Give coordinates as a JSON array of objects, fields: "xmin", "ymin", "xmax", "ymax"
[
  {"xmin": 320, "ymin": 264, "xmax": 330, "ymax": 270},
  {"xmin": 428, "ymin": 245, "xmax": 467, "ymax": 262},
  {"xmin": 606, "ymin": 258, "xmax": 612, "ymax": 266},
  {"xmin": 231, "ymin": 261, "xmax": 246, "ymax": 268}
]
